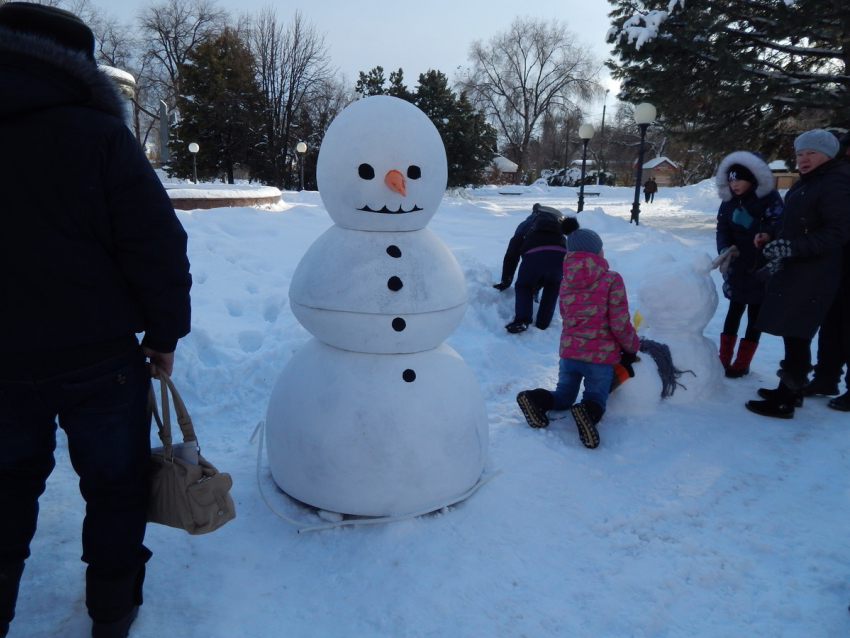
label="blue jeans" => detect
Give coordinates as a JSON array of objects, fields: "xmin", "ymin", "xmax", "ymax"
[
  {"xmin": 0, "ymin": 348, "xmax": 152, "ymax": 597},
  {"xmin": 551, "ymin": 357, "xmax": 614, "ymax": 412}
]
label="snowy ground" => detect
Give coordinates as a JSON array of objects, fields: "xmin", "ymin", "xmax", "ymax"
[{"xmin": 12, "ymin": 184, "xmax": 850, "ymax": 638}]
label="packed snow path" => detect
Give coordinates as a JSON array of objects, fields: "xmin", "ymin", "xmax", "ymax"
[{"xmin": 12, "ymin": 185, "xmax": 850, "ymax": 638}]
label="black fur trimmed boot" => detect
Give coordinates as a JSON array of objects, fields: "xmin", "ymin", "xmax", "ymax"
[
  {"xmin": 517, "ymin": 389, "xmax": 553, "ymax": 428},
  {"xmin": 571, "ymin": 401, "xmax": 604, "ymax": 449}
]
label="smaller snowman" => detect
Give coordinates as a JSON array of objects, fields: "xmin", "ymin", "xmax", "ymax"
[{"xmin": 609, "ymin": 253, "xmax": 723, "ymax": 412}]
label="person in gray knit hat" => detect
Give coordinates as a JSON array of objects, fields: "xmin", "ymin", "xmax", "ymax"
[
  {"xmin": 517, "ymin": 218, "xmax": 639, "ymax": 449},
  {"xmin": 0, "ymin": 3, "xmax": 191, "ymax": 637},
  {"xmin": 747, "ymin": 129, "xmax": 850, "ymax": 418}
]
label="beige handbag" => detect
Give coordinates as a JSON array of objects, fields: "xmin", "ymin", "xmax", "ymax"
[{"xmin": 148, "ymin": 371, "xmax": 236, "ymax": 534}]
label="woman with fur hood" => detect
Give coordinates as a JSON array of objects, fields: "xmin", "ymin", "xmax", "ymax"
[{"xmin": 714, "ymin": 151, "xmax": 784, "ymax": 378}]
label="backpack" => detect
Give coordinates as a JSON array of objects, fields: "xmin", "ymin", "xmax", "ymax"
[{"xmin": 526, "ymin": 204, "xmax": 564, "ymax": 237}]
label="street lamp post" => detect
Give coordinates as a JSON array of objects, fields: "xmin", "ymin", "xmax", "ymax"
[
  {"xmin": 577, "ymin": 123, "xmax": 595, "ymax": 212},
  {"xmin": 597, "ymin": 89, "xmax": 609, "ymax": 186},
  {"xmin": 188, "ymin": 142, "xmax": 199, "ymax": 184},
  {"xmin": 296, "ymin": 141, "xmax": 307, "ymax": 191},
  {"xmin": 630, "ymin": 103, "xmax": 656, "ymax": 226}
]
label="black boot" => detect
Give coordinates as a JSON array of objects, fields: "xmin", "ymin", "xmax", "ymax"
[
  {"xmin": 0, "ymin": 562, "xmax": 25, "ymax": 638},
  {"xmin": 517, "ymin": 389, "xmax": 553, "ymax": 428},
  {"xmin": 87, "ymin": 550, "xmax": 150, "ymax": 638},
  {"xmin": 802, "ymin": 377, "xmax": 840, "ymax": 397},
  {"xmin": 828, "ymin": 391, "xmax": 850, "ymax": 412},
  {"xmin": 757, "ymin": 384, "xmax": 804, "ymax": 408},
  {"xmin": 571, "ymin": 400, "xmax": 603, "ymax": 449},
  {"xmin": 747, "ymin": 382, "xmax": 800, "ymax": 419}
]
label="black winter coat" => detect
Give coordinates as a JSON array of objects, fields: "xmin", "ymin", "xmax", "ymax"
[
  {"xmin": 497, "ymin": 213, "xmax": 566, "ymax": 286},
  {"xmin": 0, "ymin": 28, "xmax": 191, "ymax": 368},
  {"xmin": 756, "ymin": 159, "xmax": 850, "ymax": 339},
  {"xmin": 715, "ymin": 186, "xmax": 783, "ymax": 304}
]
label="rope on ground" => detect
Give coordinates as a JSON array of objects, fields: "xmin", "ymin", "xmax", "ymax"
[{"xmin": 639, "ymin": 338, "xmax": 695, "ymax": 398}]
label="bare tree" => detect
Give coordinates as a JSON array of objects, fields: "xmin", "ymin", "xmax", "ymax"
[
  {"xmin": 247, "ymin": 8, "xmax": 334, "ymax": 188},
  {"xmin": 462, "ymin": 16, "xmax": 600, "ymax": 178},
  {"xmin": 138, "ymin": 0, "xmax": 228, "ymax": 104}
]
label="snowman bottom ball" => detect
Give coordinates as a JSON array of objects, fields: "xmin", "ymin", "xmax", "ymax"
[{"xmin": 265, "ymin": 339, "xmax": 489, "ymax": 516}]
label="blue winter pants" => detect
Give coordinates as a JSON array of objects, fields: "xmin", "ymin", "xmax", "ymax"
[
  {"xmin": 551, "ymin": 357, "xmax": 615, "ymax": 412},
  {"xmin": 514, "ymin": 250, "xmax": 565, "ymax": 329},
  {"xmin": 0, "ymin": 348, "xmax": 152, "ymax": 622}
]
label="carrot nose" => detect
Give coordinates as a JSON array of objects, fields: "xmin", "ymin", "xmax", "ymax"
[{"xmin": 384, "ymin": 170, "xmax": 406, "ymax": 196}]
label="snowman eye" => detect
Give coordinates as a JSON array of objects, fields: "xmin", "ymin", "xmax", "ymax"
[
  {"xmin": 407, "ymin": 166, "xmax": 421, "ymax": 179},
  {"xmin": 358, "ymin": 164, "xmax": 375, "ymax": 180}
]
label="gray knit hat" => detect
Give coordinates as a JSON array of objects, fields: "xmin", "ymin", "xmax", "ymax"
[
  {"xmin": 566, "ymin": 228, "xmax": 603, "ymax": 254},
  {"xmin": 794, "ymin": 129, "xmax": 840, "ymax": 159}
]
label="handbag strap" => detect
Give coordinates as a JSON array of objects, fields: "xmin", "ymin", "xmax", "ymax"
[{"xmin": 150, "ymin": 370, "xmax": 198, "ymax": 455}]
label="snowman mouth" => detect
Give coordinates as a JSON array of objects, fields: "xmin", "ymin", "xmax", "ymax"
[{"xmin": 357, "ymin": 204, "xmax": 423, "ymax": 214}]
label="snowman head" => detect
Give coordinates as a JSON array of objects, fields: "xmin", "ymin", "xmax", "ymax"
[
  {"xmin": 638, "ymin": 253, "xmax": 718, "ymax": 334},
  {"xmin": 317, "ymin": 95, "xmax": 448, "ymax": 231}
]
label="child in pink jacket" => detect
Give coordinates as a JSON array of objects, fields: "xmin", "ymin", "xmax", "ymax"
[{"xmin": 517, "ymin": 219, "xmax": 639, "ymax": 448}]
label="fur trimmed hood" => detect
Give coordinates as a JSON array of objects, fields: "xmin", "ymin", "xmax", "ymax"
[
  {"xmin": 0, "ymin": 25, "xmax": 125, "ymax": 120},
  {"xmin": 715, "ymin": 150, "xmax": 776, "ymax": 202}
]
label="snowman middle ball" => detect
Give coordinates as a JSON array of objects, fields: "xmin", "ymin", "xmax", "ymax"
[{"xmin": 316, "ymin": 95, "xmax": 447, "ymax": 232}]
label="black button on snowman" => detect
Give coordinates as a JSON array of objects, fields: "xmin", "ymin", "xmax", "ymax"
[{"xmin": 265, "ymin": 96, "xmax": 489, "ymax": 517}]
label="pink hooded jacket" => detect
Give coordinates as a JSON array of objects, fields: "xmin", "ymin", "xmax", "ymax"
[{"xmin": 559, "ymin": 252, "xmax": 639, "ymax": 364}]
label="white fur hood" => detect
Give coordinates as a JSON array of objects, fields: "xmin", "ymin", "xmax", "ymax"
[{"xmin": 715, "ymin": 151, "xmax": 775, "ymax": 202}]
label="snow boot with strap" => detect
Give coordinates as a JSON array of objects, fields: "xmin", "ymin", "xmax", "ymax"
[
  {"xmin": 571, "ymin": 401, "xmax": 603, "ymax": 449},
  {"xmin": 517, "ymin": 389, "xmax": 553, "ymax": 428},
  {"xmin": 725, "ymin": 339, "xmax": 757, "ymax": 378},
  {"xmin": 719, "ymin": 333, "xmax": 737, "ymax": 369},
  {"xmin": 746, "ymin": 382, "xmax": 800, "ymax": 419}
]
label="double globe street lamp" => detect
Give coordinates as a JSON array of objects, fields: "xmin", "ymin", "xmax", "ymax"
[
  {"xmin": 629, "ymin": 102, "xmax": 657, "ymax": 226},
  {"xmin": 577, "ymin": 123, "xmax": 595, "ymax": 212}
]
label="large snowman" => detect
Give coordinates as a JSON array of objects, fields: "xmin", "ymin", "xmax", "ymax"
[{"xmin": 266, "ymin": 96, "xmax": 489, "ymax": 517}]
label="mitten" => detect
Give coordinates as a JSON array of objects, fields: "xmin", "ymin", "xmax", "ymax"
[
  {"xmin": 493, "ymin": 282, "xmax": 510, "ymax": 291},
  {"xmin": 620, "ymin": 350, "xmax": 638, "ymax": 377},
  {"xmin": 756, "ymin": 258, "xmax": 784, "ymax": 281},
  {"xmin": 762, "ymin": 239, "xmax": 793, "ymax": 260}
]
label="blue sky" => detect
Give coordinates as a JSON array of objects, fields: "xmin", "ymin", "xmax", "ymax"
[{"xmin": 98, "ymin": 0, "xmax": 619, "ymax": 102}]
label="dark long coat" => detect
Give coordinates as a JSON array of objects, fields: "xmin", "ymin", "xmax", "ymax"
[
  {"xmin": 0, "ymin": 27, "xmax": 192, "ymax": 369},
  {"xmin": 756, "ymin": 159, "xmax": 850, "ymax": 339}
]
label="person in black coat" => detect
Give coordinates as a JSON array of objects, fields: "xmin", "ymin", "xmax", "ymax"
[
  {"xmin": 714, "ymin": 151, "xmax": 784, "ymax": 378},
  {"xmin": 805, "ymin": 134, "xmax": 850, "ymax": 410},
  {"xmin": 0, "ymin": 4, "xmax": 191, "ymax": 637},
  {"xmin": 494, "ymin": 203, "xmax": 569, "ymax": 333},
  {"xmin": 746, "ymin": 130, "xmax": 850, "ymax": 418}
]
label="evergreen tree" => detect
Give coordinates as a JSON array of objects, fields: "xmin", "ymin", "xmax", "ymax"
[
  {"xmin": 607, "ymin": 0, "xmax": 850, "ymax": 157},
  {"xmin": 415, "ymin": 70, "xmax": 497, "ymax": 187},
  {"xmin": 355, "ymin": 66, "xmax": 414, "ymax": 101},
  {"xmin": 354, "ymin": 67, "xmax": 497, "ymax": 186},
  {"xmin": 168, "ymin": 28, "xmax": 262, "ymax": 183}
]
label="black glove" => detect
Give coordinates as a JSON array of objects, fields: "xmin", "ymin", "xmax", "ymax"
[
  {"xmin": 620, "ymin": 351, "xmax": 637, "ymax": 377},
  {"xmin": 762, "ymin": 239, "xmax": 793, "ymax": 260},
  {"xmin": 493, "ymin": 282, "xmax": 511, "ymax": 291}
]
